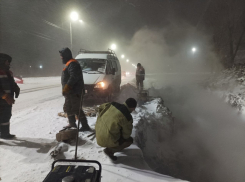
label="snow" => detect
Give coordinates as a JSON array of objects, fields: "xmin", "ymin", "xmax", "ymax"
[
  {"xmin": 0, "ymin": 76, "xmax": 185, "ymax": 182},
  {"xmin": 204, "ymin": 68, "xmax": 245, "ymax": 114}
]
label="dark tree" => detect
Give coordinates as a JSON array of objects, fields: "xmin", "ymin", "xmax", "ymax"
[{"xmin": 204, "ymin": 0, "xmax": 245, "ymax": 67}]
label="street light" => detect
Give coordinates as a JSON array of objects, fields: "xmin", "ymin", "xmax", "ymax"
[
  {"xmin": 126, "ymin": 59, "xmax": 129, "ymax": 62},
  {"xmin": 70, "ymin": 11, "xmax": 79, "ymax": 21},
  {"xmin": 40, "ymin": 65, "xmax": 43, "ymax": 69},
  {"xmin": 69, "ymin": 11, "xmax": 80, "ymax": 52},
  {"xmin": 111, "ymin": 44, "xmax": 116, "ymax": 50},
  {"xmin": 192, "ymin": 47, "xmax": 196, "ymax": 53},
  {"xmin": 121, "ymin": 55, "xmax": 125, "ymax": 58}
]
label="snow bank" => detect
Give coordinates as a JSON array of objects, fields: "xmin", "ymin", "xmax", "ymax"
[
  {"xmin": 204, "ymin": 68, "xmax": 245, "ymax": 113},
  {"xmin": 135, "ymin": 98, "xmax": 185, "ymax": 179}
]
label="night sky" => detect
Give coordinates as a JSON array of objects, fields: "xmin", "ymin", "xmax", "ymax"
[{"xmin": 0, "ymin": 0, "xmax": 208, "ymax": 76}]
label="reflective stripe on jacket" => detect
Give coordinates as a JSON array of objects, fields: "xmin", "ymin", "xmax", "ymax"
[
  {"xmin": 61, "ymin": 59, "xmax": 85, "ymax": 95},
  {"xmin": 63, "ymin": 59, "xmax": 78, "ymax": 71}
]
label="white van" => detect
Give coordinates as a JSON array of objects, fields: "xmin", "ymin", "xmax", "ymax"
[{"xmin": 75, "ymin": 49, "xmax": 121, "ymax": 100}]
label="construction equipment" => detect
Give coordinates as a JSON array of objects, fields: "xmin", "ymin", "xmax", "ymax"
[{"xmin": 43, "ymin": 159, "xmax": 101, "ymax": 182}]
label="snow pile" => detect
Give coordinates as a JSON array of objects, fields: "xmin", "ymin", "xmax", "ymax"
[
  {"xmin": 135, "ymin": 98, "xmax": 184, "ymax": 179},
  {"xmin": 204, "ymin": 67, "xmax": 245, "ymax": 113},
  {"xmin": 115, "ymin": 83, "xmax": 138, "ymax": 103}
]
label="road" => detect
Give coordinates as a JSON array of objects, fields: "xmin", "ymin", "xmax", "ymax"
[
  {"xmin": 0, "ymin": 76, "xmax": 186, "ymax": 182},
  {"xmin": 14, "ymin": 75, "xmax": 135, "ymax": 112}
]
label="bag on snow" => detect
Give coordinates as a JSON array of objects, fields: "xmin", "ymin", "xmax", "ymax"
[{"xmin": 56, "ymin": 128, "xmax": 77, "ymax": 142}]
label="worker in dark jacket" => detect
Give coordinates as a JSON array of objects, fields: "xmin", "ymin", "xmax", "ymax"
[
  {"xmin": 0, "ymin": 53, "xmax": 20, "ymax": 139},
  {"xmin": 59, "ymin": 47, "xmax": 90, "ymax": 131},
  {"xmin": 136, "ymin": 63, "xmax": 145, "ymax": 90},
  {"xmin": 95, "ymin": 98, "xmax": 137, "ymax": 161}
]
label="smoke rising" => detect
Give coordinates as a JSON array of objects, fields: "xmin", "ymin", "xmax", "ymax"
[
  {"xmin": 160, "ymin": 85, "xmax": 245, "ymax": 182},
  {"xmin": 121, "ymin": 23, "xmax": 222, "ymax": 75},
  {"xmin": 126, "ymin": 24, "xmax": 245, "ymax": 181}
]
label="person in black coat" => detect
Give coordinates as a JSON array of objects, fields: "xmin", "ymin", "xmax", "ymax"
[
  {"xmin": 59, "ymin": 47, "xmax": 90, "ymax": 131},
  {"xmin": 0, "ymin": 53, "xmax": 20, "ymax": 139},
  {"xmin": 135, "ymin": 63, "xmax": 145, "ymax": 90}
]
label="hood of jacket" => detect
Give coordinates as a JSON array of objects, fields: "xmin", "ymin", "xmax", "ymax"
[{"xmin": 59, "ymin": 47, "xmax": 73, "ymax": 64}]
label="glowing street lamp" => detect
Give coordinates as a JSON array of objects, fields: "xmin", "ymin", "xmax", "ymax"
[
  {"xmin": 121, "ymin": 55, "xmax": 125, "ymax": 58},
  {"xmin": 40, "ymin": 65, "xmax": 43, "ymax": 69},
  {"xmin": 70, "ymin": 11, "xmax": 79, "ymax": 21},
  {"xmin": 192, "ymin": 47, "xmax": 196, "ymax": 53},
  {"xmin": 111, "ymin": 44, "xmax": 116, "ymax": 50},
  {"xmin": 126, "ymin": 59, "xmax": 129, "ymax": 62}
]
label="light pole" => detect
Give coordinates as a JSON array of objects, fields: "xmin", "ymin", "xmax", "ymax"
[{"xmin": 70, "ymin": 11, "xmax": 79, "ymax": 51}]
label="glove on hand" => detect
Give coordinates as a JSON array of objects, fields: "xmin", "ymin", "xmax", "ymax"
[
  {"xmin": 2, "ymin": 94, "xmax": 15, "ymax": 105},
  {"xmin": 62, "ymin": 84, "xmax": 72, "ymax": 96},
  {"xmin": 14, "ymin": 85, "xmax": 20, "ymax": 98}
]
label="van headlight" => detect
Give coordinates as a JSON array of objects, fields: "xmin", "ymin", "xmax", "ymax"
[{"xmin": 94, "ymin": 82, "xmax": 105, "ymax": 89}]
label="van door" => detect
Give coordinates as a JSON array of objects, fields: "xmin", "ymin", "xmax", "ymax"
[
  {"xmin": 111, "ymin": 60, "xmax": 121, "ymax": 91},
  {"xmin": 105, "ymin": 60, "xmax": 115, "ymax": 88}
]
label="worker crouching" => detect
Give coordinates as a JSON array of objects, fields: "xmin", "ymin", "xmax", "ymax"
[{"xmin": 95, "ymin": 98, "xmax": 137, "ymax": 161}]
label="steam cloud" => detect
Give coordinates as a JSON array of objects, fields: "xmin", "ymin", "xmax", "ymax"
[{"xmin": 126, "ymin": 25, "xmax": 243, "ymax": 181}]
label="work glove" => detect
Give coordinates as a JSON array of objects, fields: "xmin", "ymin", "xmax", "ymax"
[
  {"xmin": 2, "ymin": 93, "xmax": 15, "ymax": 105},
  {"xmin": 14, "ymin": 85, "xmax": 20, "ymax": 98},
  {"xmin": 62, "ymin": 84, "xmax": 72, "ymax": 96}
]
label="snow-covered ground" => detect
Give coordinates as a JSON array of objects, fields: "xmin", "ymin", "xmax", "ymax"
[
  {"xmin": 0, "ymin": 76, "xmax": 185, "ymax": 182},
  {"xmin": 204, "ymin": 68, "xmax": 245, "ymax": 114}
]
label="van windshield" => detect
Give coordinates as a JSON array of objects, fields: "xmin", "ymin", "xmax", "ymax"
[{"xmin": 77, "ymin": 59, "xmax": 106, "ymax": 74}]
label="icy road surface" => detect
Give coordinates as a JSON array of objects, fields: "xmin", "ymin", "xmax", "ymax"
[{"xmin": 0, "ymin": 76, "xmax": 185, "ymax": 182}]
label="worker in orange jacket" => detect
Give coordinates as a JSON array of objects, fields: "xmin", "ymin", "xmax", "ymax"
[
  {"xmin": 59, "ymin": 47, "xmax": 90, "ymax": 131},
  {"xmin": 0, "ymin": 53, "xmax": 20, "ymax": 139}
]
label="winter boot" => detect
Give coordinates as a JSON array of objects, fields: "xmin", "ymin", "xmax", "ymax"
[
  {"xmin": 63, "ymin": 115, "xmax": 77, "ymax": 129},
  {"xmin": 79, "ymin": 119, "xmax": 91, "ymax": 131},
  {"xmin": 79, "ymin": 111, "xmax": 91, "ymax": 132},
  {"xmin": 0, "ymin": 124, "xmax": 15, "ymax": 139},
  {"xmin": 103, "ymin": 148, "xmax": 117, "ymax": 161}
]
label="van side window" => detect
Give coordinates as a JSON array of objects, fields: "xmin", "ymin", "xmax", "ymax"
[{"xmin": 111, "ymin": 61, "xmax": 118, "ymax": 72}]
